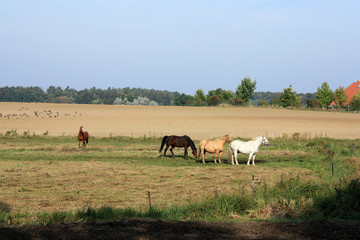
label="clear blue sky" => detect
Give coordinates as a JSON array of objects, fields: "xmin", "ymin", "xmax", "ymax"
[{"xmin": 1, "ymin": 0, "xmax": 359, "ymax": 95}]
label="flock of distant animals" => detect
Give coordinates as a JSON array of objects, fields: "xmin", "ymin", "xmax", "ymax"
[
  {"xmin": 0, "ymin": 107, "xmax": 81, "ymax": 119},
  {"xmin": 79, "ymin": 126, "xmax": 270, "ymax": 166}
]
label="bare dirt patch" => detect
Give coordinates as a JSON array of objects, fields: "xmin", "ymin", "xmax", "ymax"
[{"xmin": 1, "ymin": 102, "xmax": 360, "ymax": 139}]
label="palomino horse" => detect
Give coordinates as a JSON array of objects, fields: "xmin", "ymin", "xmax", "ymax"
[
  {"xmin": 229, "ymin": 136, "xmax": 270, "ymax": 166},
  {"xmin": 78, "ymin": 126, "xmax": 89, "ymax": 148},
  {"xmin": 198, "ymin": 134, "xmax": 232, "ymax": 164},
  {"xmin": 159, "ymin": 135, "xmax": 197, "ymax": 159}
]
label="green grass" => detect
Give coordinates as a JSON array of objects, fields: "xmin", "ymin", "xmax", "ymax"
[{"xmin": 0, "ymin": 134, "xmax": 359, "ymax": 225}]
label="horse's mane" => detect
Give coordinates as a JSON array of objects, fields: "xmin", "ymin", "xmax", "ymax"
[
  {"xmin": 217, "ymin": 134, "xmax": 229, "ymax": 140},
  {"xmin": 184, "ymin": 135, "xmax": 196, "ymax": 150},
  {"xmin": 251, "ymin": 136, "xmax": 263, "ymax": 141}
]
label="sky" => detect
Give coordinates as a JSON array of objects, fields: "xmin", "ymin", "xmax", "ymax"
[{"xmin": 1, "ymin": 0, "xmax": 359, "ymax": 95}]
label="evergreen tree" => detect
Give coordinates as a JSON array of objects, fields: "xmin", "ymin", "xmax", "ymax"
[{"xmin": 279, "ymin": 85, "xmax": 300, "ymax": 108}]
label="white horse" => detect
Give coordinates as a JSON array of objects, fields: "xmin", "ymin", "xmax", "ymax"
[{"xmin": 229, "ymin": 136, "xmax": 270, "ymax": 166}]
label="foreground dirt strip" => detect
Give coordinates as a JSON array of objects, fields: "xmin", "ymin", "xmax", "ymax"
[
  {"xmin": 1, "ymin": 102, "xmax": 360, "ymax": 139},
  {"xmin": 0, "ymin": 219, "xmax": 359, "ymax": 240}
]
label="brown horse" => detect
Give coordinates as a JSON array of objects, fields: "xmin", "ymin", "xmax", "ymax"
[
  {"xmin": 78, "ymin": 126, "xmax": 89, "ymax": 148},
  {"xmin": 198, "ymin": 134, "xmax": 232, "ymax": 164},
  {"xmin": 159, "ymin": 135, "xmax": 197, "ymax": 159}
]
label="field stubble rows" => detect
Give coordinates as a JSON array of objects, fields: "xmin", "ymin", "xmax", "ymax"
[{"xmin": 1, "ymin": 102, "xmax": 360, "ymax": 139}]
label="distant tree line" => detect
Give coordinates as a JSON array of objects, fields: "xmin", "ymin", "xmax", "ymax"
[
  {"xmin": 172, "ymin": 78, "xmax": 358, "ymax": 111},
  {"xmin": 0, "ymin": 86, "xmax": 180, "ymax": 106},
  {"xmin": 1, "ymin": 78, "xmax": 359, "ymax": 110},
  {"xmin": 173, "ymin": 77, "xmax": 317, "ymax": 108}
]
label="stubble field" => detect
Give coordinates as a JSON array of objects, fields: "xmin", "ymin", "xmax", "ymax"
[{"xmin": 1, "ymin": 102, "xmax": 359, "ymax": 139}]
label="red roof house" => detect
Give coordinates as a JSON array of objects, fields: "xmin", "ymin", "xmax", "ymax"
[{"xmin": 330, "ymin": 80, "xmax": 360, "ymax": 106}]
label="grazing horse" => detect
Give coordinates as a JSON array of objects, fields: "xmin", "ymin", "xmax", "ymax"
[
  {"xmin": 78, "ymin": 126, "xmax": 89, "ymax": 148},
  {"xmin": 159, "ymin": 135, "xmax": 197, "ymax": 159},
  {"xmin": 229, "ymin": 136, "xmax": 270, "ymax": 166},
  {"xmin": 198, "ymin": 134, "xmax": 232, "ymax": 164}
]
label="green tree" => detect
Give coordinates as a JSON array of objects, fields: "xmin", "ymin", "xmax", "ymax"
[
  {"xmin": 207, "ymin": 88, "xmax": 235, "ymax": 105},
  {"xmin": 194, "ymin": 89, "xmax": 206, "ymax": 106},
  {"xmin": 334, "ymin": 86, "xmax": 348, "ymax": 107},
  {"xmin": 279, "ymin": 85, "xmax": 300, "ymax": 108},
  {"xmin": 207, "ymin": 95, "xmax": 220, "ymax": 106},
  {"xmin": 270, "ymin": 96, "xmax": 281, "ymax": 106},
  {"xmin": 306, "ymin": 99, "xmax": 320, "ymax": 109},
  {"xmin": 349, "ymin": 92, "xmax": 360, "ymax": 111},
  {"xmin": 174, "ymin": 94, "xmax": 194, "ymax": 106},
  {"xmin": 316, "ymin": 82, "xmax": 334, "ymax": 109},
  {"xmin": 235, "ymin": 77, "xmax": 257, "ymax": 103}
]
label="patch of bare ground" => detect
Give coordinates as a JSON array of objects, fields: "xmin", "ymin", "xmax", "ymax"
[{"xmin": 0, "ymin": 219, "xmax": 359, "ymax": 240}]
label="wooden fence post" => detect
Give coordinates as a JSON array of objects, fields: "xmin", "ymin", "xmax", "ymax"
[
  {"xmin": 148, "ymin": 191, "xmax": 152, "ymax": 210},
  {"xmin": 252, "ymin": 175, "xmax": 255, "ymax": 192}
]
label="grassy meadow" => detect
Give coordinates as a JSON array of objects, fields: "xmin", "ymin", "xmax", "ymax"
[{"xmin": 1, "ymin": 133, "xmax": 360, "ymax": 225}]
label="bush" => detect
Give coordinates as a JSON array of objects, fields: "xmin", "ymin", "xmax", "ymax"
[
  {"xmin": 323, "ymin": 179, "xmax": 360, "ymax": 219},
  {"xmin": 349, "ymin": 92, "xmax": 360, "ymax": 111}
]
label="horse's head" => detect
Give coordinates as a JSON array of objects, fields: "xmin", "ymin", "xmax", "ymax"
[
  {"xmin": 262, "ymin": 136, "xmax": 270, "ymax": 146},
  {"xmin": 225, "ymin": 134, "xmax": 232, "ymax": 143},
  {"xmin": 79, "ymin": 126, "xmax": 84, "ymax": 133},
  {"xmin": 192, "ymin": 148, "xmax": 198, "ymax": 158}
]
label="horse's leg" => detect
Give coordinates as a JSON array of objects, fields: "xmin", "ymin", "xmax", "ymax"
[
  {"xmin": 231, "ymin": 151, "xmax": 234, "ymax": 165},
  {"xmin": 78, "ymin": 139, "xmax": 81, "ymax": 148},
  {"xmin": 232, "ymin": 151, "xmax": 237, "ymax": 165},
  {"xmin": 201, "ymin": 148, "xmax": 205, "ymax": 164},
  {"xmin": 170, "ymin": 146, "xmax": 175, "ymax": 158},
  {"xmin": 184, "ymin": 147, "xmax": 188, "ymax": 159},
  {"xmin": 252, "ymin": 153, "xmax": 256, "ymax": 165},
  {"xmin": 163, "ymin": 145, "xmax": 169, "ymax": 157},
  {"xmin": 214, "ymin": 151, "xmax": 218, "ymax": 164},
  {"xmin": 219, "ymin": 152, "xmax": 222, "ymax": 164},
  {"xmin": 247, "ymin": 153, "xmax": 253, "ymax": 165}
]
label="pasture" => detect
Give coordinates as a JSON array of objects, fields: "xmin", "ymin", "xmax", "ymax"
[
  {"xmin": 0, "ymin": 134, "xmax": 359, "ymax": 224},
  {"xmin": 0, "ymin": 102, "xmax": 360, "ymax": 224}
]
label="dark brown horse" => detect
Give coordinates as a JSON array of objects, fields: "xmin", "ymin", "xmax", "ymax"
[
  {"xmin": 78, "ymin": 126, "xmax": 89, "ymax": 148},
  {"xmin": 159, "ymin": 135, "xmax": 197, "ymax": 159}
]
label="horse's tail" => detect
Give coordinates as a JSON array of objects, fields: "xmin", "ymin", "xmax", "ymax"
[{"xmin": 159, "ymin": 136, "xmax": 168, "ymax": 153}]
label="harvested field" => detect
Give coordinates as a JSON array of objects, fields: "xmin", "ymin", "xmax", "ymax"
[{"xmin": 1, "ymin": 102, "xmax": 360, "ymax": 139}]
